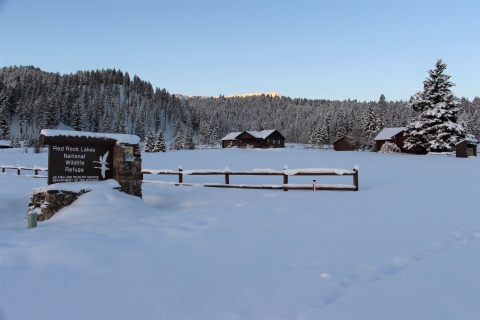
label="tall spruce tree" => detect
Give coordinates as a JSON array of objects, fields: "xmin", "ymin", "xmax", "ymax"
[
  {"xmin": 144, "ymin": 129, "xmax": 155, "ymax": 152},
  {"xmin": 184, "ymin": 125, "xmax": 195, "ymax": 150},
  {"xmin": 404, "ymin": 59, "xmax": 465, "ymax": 152},
  {"xmin": 172, "ymin": 119, "xmax": 184, "ymax": 150},
  {"xmin": 0, "ymin": 103, "xmax": 10, "ymax": 139},
  {"xmin": 153, "ymin": 129, "xmax": 166, "ymax": 152}
]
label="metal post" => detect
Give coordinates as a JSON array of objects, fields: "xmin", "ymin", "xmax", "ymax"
[{"xmin": 27, "ymin": 211, "xmax": 37, "ymax": 229}]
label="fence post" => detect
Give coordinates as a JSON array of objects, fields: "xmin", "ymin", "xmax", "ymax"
[
  {"xmin": 27, "ymin": 211, "xmax": 37, "ymax": 229},
  {"xmin": 178, "ymin": 166, "xmax": 183, "ymax": 184},
  {"xmin": 17, "ymin": 166, "xmax": 20, "ymax": 175},
  {"xmin": 225, "ymin": 172, "xmax": 230, "ymax": 185},
  {"xmin": 283, "ymin": 165, "xmax": 288, "ymax": 192},
  {"xmin": 353, "ymin": 167, "xmax": 359, "ymax": 191}
]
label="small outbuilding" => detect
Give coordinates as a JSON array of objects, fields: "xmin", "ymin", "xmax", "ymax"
[
  {"xmin": 332, "ymin": 136, "xmax": 357, "ymax": 151},
  {"xmin": 221, "ymin": 129, "xmax": 286, "ymax": 148},
  {"xmin": 374, "ymin": 127, "xmax": 408, "ymax": 152},
  {"xmin": 0, "ymin": 140, "xmax": 11, "ymax": 149},
  {"xmin": 455, "ymin": 138, "xmax": 478, "ymax": 158}
]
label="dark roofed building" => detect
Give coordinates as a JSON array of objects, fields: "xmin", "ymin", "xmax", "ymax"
[
  {"xmin": 455, "ymin": 138, "xmax": 478, "ymax": 158},
  {"xmin": 221, "ymin": 130, "xmax": 286, "ymax": 148},
  {"xmin": 332, "ymin": 136, "xmax": 357, "ymax": 151}
]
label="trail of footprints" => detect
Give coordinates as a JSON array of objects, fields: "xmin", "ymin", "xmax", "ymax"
[{"xmin": 311, "ymin": 224, "xmax": 480, "ymax": 309}]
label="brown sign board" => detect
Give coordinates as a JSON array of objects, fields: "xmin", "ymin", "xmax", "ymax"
[{"xmin": 40, "ymin": 134, "xmax": 117, "ymax": 185}]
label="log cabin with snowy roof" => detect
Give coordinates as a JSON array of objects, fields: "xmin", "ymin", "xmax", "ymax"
[
  {"xmin": 373, "ymin": 127, "xmax": 411, "ymax": 153},
  {"xmin": 221, "ymin": 129, "xmax": 286, "ymax": 148}
]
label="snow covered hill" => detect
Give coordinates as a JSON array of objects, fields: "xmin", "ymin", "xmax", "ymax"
[{"xmin": 0, "ymin": 147, "xmax": 479, "ymax": 319}]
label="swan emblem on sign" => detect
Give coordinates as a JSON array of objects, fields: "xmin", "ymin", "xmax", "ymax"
[{"xmin": 93, "ymin": 151, "xmax": 110, "ymax": 179}]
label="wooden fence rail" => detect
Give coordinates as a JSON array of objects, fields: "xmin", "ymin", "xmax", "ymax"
[
  {"xmin": 2, "ymin": 164, "xmax": 359, "ymax": 191},
  {"xmin": 142, "ymin": 166, "xmax": 359, "ymax": 191},
  {"xmin": 0, "ymin": 165, "xmax": 48, "ymax": 177}
]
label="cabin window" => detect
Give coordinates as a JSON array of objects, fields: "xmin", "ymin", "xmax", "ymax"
[
  {"xmin": 273, "ymin": 140, "xmax": 276, "ymax": 144},
  {"xmin": 267, "ymin": 139, "xmax": 270, "ymax": 144},
  {"xmin": 278, "ymin": 140, "xmax": 281, "ymax": 145}
]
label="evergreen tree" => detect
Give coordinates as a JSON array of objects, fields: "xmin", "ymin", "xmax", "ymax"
[
  {"xmin": 10, "ymin": 135, "xmax": 20, "ymax": 148},
  {"xmin": 198, "ymin": 119, "xmax": 210, "ymax": 145},
  {"xmin": 404, "ymin": 59, "xmax": 465, "ymax": 152},
  {"xmin": 362, "ymin": 103, "xmax": 378, "ymax": 150},
  {"xmin": 144, "ymin": 129, "xmax": 155, "ymax": 152},
  {"xmin": 153, "ymin": 129, "xmax": 166, "ymax": 152},
  {"xmin": 70, "ymin": 100, "xmax": 85, "ymax": 131},
  {"xmin": 318, "ymin": 126, "xmax": 327, "ymax": 147},
  {"xmin": 0, "ymin": 103, "xmax": 10, "ymax": 139},
  {"xmin": 184, "ymin": 125, "xmax": 195, "ymax": 150},
  {"xmin": 172, "ymin": 119, "xmax": 184, "ymax": 150},
  {"xmin": 336, "ymin": 124, "xmax": 346, "ymax": 139},
  {"xmin": 376, "ymin": 94, "xmax": 387, "ymax": 131}
]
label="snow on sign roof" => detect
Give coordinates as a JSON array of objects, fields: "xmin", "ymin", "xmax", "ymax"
[
  {"xmin": 221, "ymin": 132, "xmax": 242, "ymax": 141},
  {"xmin": 40, "ymin": 129, "xmax": 140, "ymax": 144},
  {"xmin": 374, "ymin": 127, "xmax": 405, "ymax": 141}
]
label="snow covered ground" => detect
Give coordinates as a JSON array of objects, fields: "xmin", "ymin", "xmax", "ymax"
[{"xmin": 0, "ymin": 147, "xmax": 479, "ymax": 319}]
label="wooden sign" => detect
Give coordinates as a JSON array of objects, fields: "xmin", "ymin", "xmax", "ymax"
[
  {"xmin": 48, "ymin": 144, "xmax": 113, "ymax": 184},
  {"xmin": 39, "ymin": 133, "xmax": 118, "ymax": 185}
]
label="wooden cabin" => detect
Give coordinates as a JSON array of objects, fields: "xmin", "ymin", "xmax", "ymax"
[
  {"xmin": 0, "ymin": 140, "xmax": 11, "ymax": 149},
  {"xmin": 456, "ymin": 138, "xmax": 478, "ymax": 158},
  {"xmin": 332, "ymin": 136, "xmax": 357, "ymax": 151},
  {"xmin": 221, "ymin": 130, "xmax": 286, "ymax": 148},
  {"xmin": 373, "ymin": 127, "xmax": 410, "ymax": 152}
]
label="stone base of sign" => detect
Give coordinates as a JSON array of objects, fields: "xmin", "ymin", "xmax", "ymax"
[
  {"xmin": 28, "ymin": 189, "xmax": 90, "ymax": 221},
  {"xmin": 112, "ymin": 143, "xmax": 142, "ymax": 198}
]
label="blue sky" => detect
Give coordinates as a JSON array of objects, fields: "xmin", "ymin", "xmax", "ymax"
[{"xmin": 1, "ymin": 0, "xmax": 479, "ymax": 101}]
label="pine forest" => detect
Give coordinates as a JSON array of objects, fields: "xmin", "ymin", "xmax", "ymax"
[{"xmin": 0, "ymin": 65, "xmax": 478, "ymax": 150}]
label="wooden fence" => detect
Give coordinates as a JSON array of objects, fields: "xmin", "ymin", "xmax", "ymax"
[
  {"xmin": 142, "ymin": 166, "xmax": 359, "ymax": 191},
  {"xmin": 1, "ymin": 164, "xmax": 359, "ymax": 192},
  {"xmin": 0, "ymin": 165, "xmax": 48, "ymax": 177}
]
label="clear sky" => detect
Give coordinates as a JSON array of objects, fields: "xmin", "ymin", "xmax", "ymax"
[{"xmin": 1, "ymin": 0, "xmax": 479, "ymax": 101}]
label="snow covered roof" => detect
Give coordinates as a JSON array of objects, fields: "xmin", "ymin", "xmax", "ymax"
[
  {"xmin": 456, "ymin": 138, "xmax": 479, "ymax": 145},
  {"xmin": 374, "ymin": 127, "xmax": 405, "ymax": 141},
  {"xmin": 0, "ymin": 140, "xmax": 11, "ymax": 147},
  {"xmin": 40, "ymin": 129, "xmax": 140, "ymax": 144},
  {"xmin": 247, "ymin": 130, "xmax": 276, "ymax": 139},
  {"xmin": 221, "ymin": 130, "xmax": 284, "ymax": 141},
  {"xmin": 221, "ymin": 132, "xmax": 242, "ymax": 141}
]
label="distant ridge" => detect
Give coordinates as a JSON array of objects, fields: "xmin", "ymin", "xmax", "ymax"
[
  {"xmin": 222, "ymin": 92, "xmax": 281, "ymax": 98},
  {"xmin": 177, "ymin": 92, "xmax": 281, "ymax": 99}
]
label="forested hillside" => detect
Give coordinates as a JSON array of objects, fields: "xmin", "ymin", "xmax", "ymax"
[{"xmin": 0, "ymin": 66, "xmax": 478, "ymax": 147}]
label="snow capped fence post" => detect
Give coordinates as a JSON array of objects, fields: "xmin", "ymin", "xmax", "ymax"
[
  {"xmin": 353, "ymin": 166, "xmax": 359, "ymax": 191},
  {"xmin": 283, "ymin": 165, "xmax": 289, "ymax": 192},
  {"xmin": 313, "ymin": 179, "xmax": 316, "ymax": 192},
  {"xmin": 27, "ymin": 210, "xmax": 37, "ymax": 229},
  {"xmin": 178, "ymin": 166, "xmax": 183, "ymax": 184}
]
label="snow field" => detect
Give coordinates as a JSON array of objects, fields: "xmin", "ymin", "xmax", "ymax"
[{"xmin": 0, "ymin": 147, "xmax": 479, "ymax": 319}]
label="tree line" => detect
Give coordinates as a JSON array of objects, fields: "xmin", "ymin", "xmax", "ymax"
[{"xmin": 0, "ymin": 65, "xmax": 478, "ymax": 152}]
